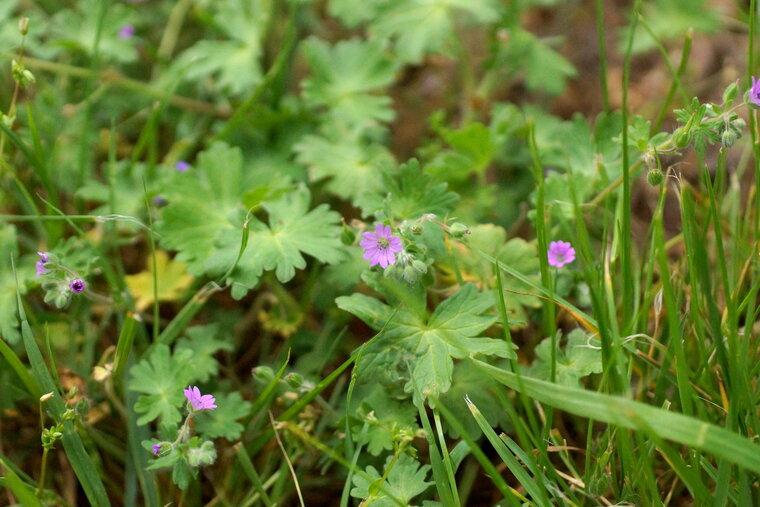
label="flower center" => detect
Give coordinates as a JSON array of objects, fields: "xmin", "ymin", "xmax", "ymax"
[{"xmin": 377, "ymin": 237, "xmax": 390, "ymax": 249}]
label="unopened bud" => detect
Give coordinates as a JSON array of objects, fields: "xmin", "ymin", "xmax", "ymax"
[
  {"xmin": 722, "ymin": 82, "xmax": 738, "ymax": 104},
  {"xmin": 672, "ymin": 127, "xmax": 691, "ymax": 149},
  {"xmin": 340, "ymin": 221, "xmax": 356, "ymax": 245},
  {"xmin": 646, "ymin": 169, "xmax": 664, "ymax": 186},
  {"xmin": 252, "ymin": 366, "xmax": 274, "ymax": 382},
  {"xmin": 40, "ymin": 392, "xmax": 54, "ymax": 403},
  {"xmin": 721, "ymin": 129, "xmax": 738, "ymax": 148},
  {"xmin": 448, "ymin": 222, "xmax": 470, "ymax": 238},
  {"xmin": 18, "ymin": 17, "xmax": 29, "ymax": 36},
  {"xmin": 284, "ymin": 372, "xmax": 303, "ymax": 389}
]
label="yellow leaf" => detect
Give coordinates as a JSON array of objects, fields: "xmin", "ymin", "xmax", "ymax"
[{"xmin": 125, "ymin": 251, "xmax": 193, "ymax": 311}]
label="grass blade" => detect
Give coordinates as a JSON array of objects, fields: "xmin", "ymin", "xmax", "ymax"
[{"xmin": 472, "ymin": 358, "xmax": 760, "ymax": 474}]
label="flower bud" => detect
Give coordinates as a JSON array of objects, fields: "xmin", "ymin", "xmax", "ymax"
[
  {"xmin": 284, "ymin": 372, "xmax": 303, "ymax": 389},
  {"xmin": 411, "ymin": 260, "xmax": 428, "ymax": 275},
  {"xmin": 18, "ymin": 17, "xmax": 29, "ymax": 36},
  {"xmin": 252, "ymin": 365, "xmax": 274, "ymax": 382},
  {"xmin": 447, "ymin": 222, "xmax": 470, "ymax": 238},
  {"xmin": 721, "ymin": 129, "xmax": 738, "ymax": 148},
  {"xmin": 732, "ymin": 118, "xmax": 746, "ymax": 132},
  {"xmin": 672, "ymin": 127, "xmax": 691, "ymax": 149},
  {"xmin": 646, "ymin": 169, "xmax": 664, "ymax": 186},
  {"xmin": 11, "ymin": 59, "xmax": 35, "ymax": 88},
  {"xmin": 340, "ymin": 221, "xmax": 356, "ymax": 246},
  {"xmin": 723, "ymin": 82, "xmax": 738, "ymax": 104}
]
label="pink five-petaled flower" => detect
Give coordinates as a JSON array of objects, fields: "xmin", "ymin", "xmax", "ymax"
[
  {"xmin": 69, "ymin": 279, "xmax": 85, "ymax": 293},
  {"xmin": 547, "ymin": 241, "xmax": 575, "ymax": 268},
  {"xmin": 750, "ymin": 77, "xmax": 760, "ymax": 108},
  {"xmin": 36, "ymin": 252, "xmax": 50, "ymax": 278},
  {"xmin": 360, "ymin": 224, "xmax": 403, "ymax": 269},
  {"xmin": 183, "ymin": 386, "xmax": 217, "ymax": 411},
  {"xmin": 175, "ymin": 161, "xmax": 190, "ymax": 172},
  {"xmin": 118, "ymin": 25, "xmax": 135, "ymax": 39}
]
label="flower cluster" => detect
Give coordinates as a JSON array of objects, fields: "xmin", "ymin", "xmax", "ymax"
[
  {"xmin": 150, "ymin": 387, "xmax": 217, "ymax": 457},
  {"xmin": 35, "ymin": 251, "xmax": 86, "ymax": 296}
]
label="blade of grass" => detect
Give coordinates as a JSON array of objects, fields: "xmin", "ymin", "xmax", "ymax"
[
  {"xmin": 619, "ymin": 0, "xmax": 643, "ymax": 331},
  {"xmin": 0, "ymin": 455, "xmax": 42, "ymax": 507},
  {"xmin": 235, "ymin": 444, "xmax": 274, "ymax": 506},
  {"xmin": 435, "ymin": 398, "xmax": 525, "ymax": 506},
  {"xmin": 0, "ymin": 335, "xmax": 40, "ymax": 398},
  {"xmin": 113, "ymin": 313, "xmax": 139, "ymax": 383},
  {"xmin": 471, "ymin": 358, "xmax": 760, "ymax": 474},
  {"xmin": 12, "ymin": 256, "xmax": 111, "ymax": 506},
  {"xmin": 465, "ymin": 396, "xmax": 551, "ymax": 506}
]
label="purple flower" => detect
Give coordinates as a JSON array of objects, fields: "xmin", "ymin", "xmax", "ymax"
[
  {"xmin": 36, "ymin": 252, "xmax": 50, "ymax": 277},
  {"xmin": 69, "ymin": 279, "xmax": 85, "ymax": 293},
  {"xmin": 183, "ymin": 386, "xmax": 217, "ymax": 411},
  {"xmin": 118, "ymin": 25, "xmax": 135, "ymax": 39},
  {"xmin": 750, "ymin": 77, "xmax": 760, "ymax": 108},
  {"xmin": 153, "ymin": 195, "xmax": 167, "ymax": 206},
  {"xmin": 360, "ymin": 224, "xmax": 404, "ymax": 269},
  {"xmin": 152, "ymin": 444, "xmax": 162, "ymax": 455},
  {"xmin": 547, "ymin": 241, "xmax": 575, "ymax": 268},
  {"xmin": 175, "ymin": 161, "xmax": 190, "ymax": 172}
]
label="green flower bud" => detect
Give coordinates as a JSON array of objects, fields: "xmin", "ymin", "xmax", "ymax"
[
  {"xmin": 11, "ymin": 59, "xmax": 35, "ymax": 88},
  {"xmin": 672, "ymin": 127, "xmax": 691, "ymax": 149},
  {"xmin": 284, "ymin": 372, "xmax": 303, "ymax": 389},
  {"xmin": 721, "ymin": 129, "xmax": 738, "ymax": 148},
  {"xmin": 18, "ymin": 17, "xmax": 29, "ymax": 36},
  {"xmin": 340, "ymin": 221, "xmax": 356, "ymax": 245},
  {"xmin": 252, "ymin": 365, "xmax": 274, "ymax": 382},
  {"xmin": 732, "ymin": 117, "xmax": 746, "ymax": 132},
  {"xmin": 401, "ymin": 265, "xmax": 418, "ymax": 283},
  {"xmin": 0, "ymin": 112, "xmax": 13, "ymax": 129},
  {"xmin": 646, "ymin": 168, "xmax": 664, "ymax": 186},
  {"xmin": 723, "ymin": 82, "xmax": 738, "ymax": 104},
  {"xmin": 187, "ymin": 440, "xmax": 217, "ymax": 467},
  {"xmin": 448, "ymin": 222, "xmax": 470, "ymax": 238},
  {"xmin": 411, "ymin": 260, "xmax": 428, "ymax": 275}
]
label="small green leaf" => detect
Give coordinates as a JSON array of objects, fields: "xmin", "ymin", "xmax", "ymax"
[
  {"xmin": 340, "ymin": 284, "xmax": 513, "ymax": 404},
  {"xmin": 170, "ymin": 0, "xmax": 267, "ymax": 94},
  {"xmin": 302, "ymin": 37, "xmax": 399, "ymax": 131},
  {"xmin": 528, "ymin": 329, "xmax": 603, "ymax": 387},
  {"xmin": 351, "ymin": 453, "xmax": 433, "ymax": 506},
  {"xmin": 128, "ymin": 345, "xmax": 194, "ymax": 425},
  {"xmin": 194, "ymin": 392, "xmax": 251, "ymax": 440},
  {"xmin": 427, "ymin": 122, "xmax": 496, "ymax": 182},
  {"xmin": 214, "ymin": 184, "xmax": 344, "ymax": 299},
  {"xmin": 295, "ymin": 133, "xmax": 394, "ymax": 205},
  {"xmin": 365, "ymin": 159, "xmax": 459, "ymax": 220},
  {"xmin": 175, "ymin": 325, "xmax": 233, "ymax": 383},
  {"xmin": 371, "ymin": 0, "xmax": 501, "ymax": 63}
]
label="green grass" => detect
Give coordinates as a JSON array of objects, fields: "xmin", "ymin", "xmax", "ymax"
[{"xmin": 1, "ymin": 0, "xmax": 760, "ymax": 505}]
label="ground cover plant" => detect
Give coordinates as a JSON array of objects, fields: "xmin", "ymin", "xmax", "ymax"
[{"xmin": 2, "ymin": 0, "xmax": 760, "ymax": 505}]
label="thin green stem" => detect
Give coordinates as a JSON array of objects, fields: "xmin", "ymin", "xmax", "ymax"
[
  {"xmin": 620, "ymin": 0, "xmax": 643, "ymax": 334},
  {"xmin": 594, "ymin": 0, "xmax": 610, "ymax": 112},
  {"xmin": 36, "ymin": 447, "xmax": 49, "ymax": 497}
]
